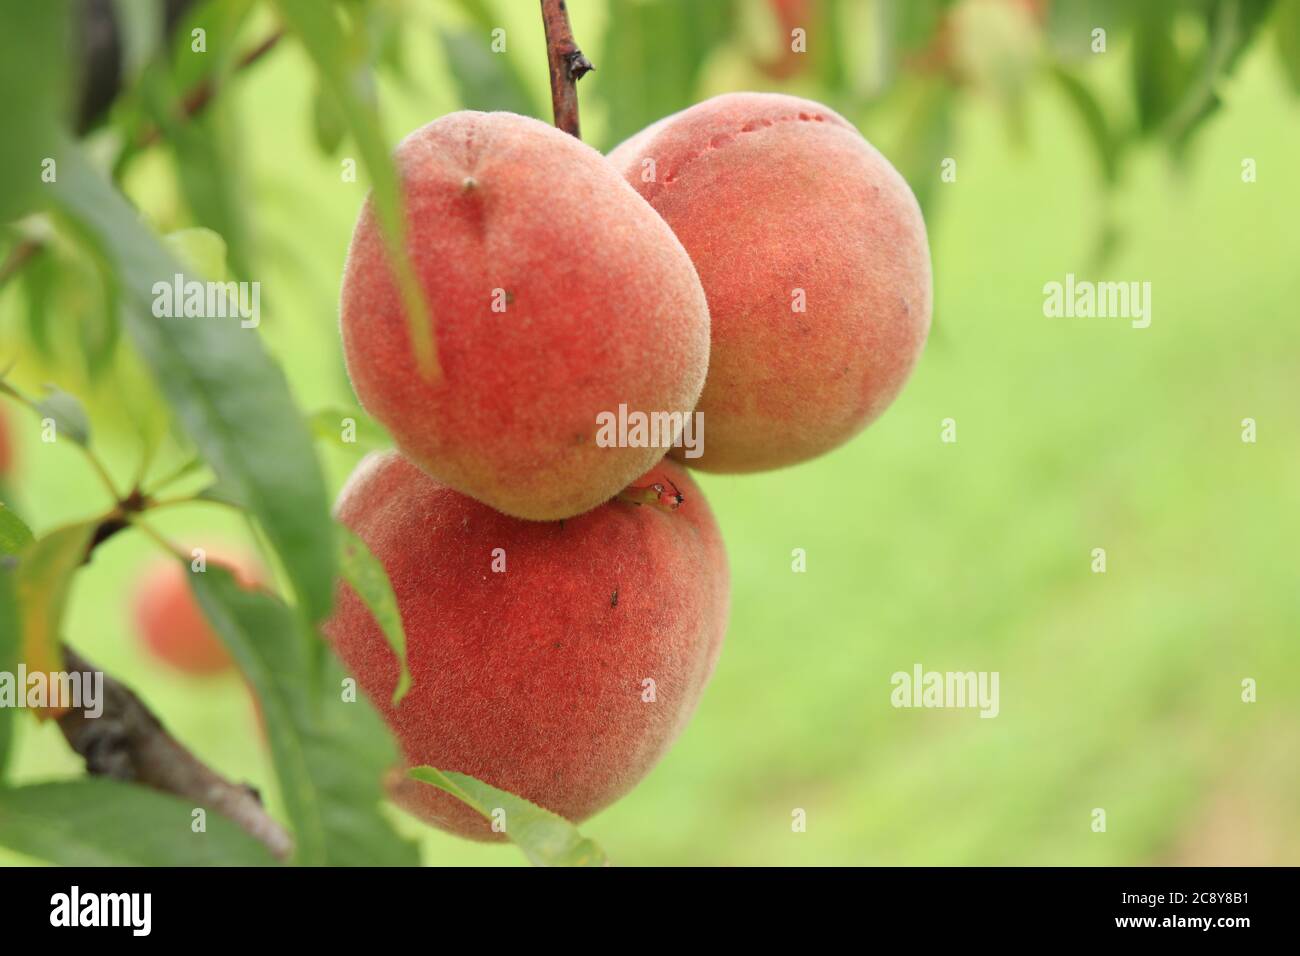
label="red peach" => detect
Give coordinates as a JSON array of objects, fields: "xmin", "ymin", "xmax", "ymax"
[
  {"xmin": 325, "ymin": 451, "xmax": 729, "ymax": 840},
  {"xmin": 341, "ymin": 111, "xmax": 711, "ymax": 520},
  {"xmin": 133, "ymin": 552, "xmax": 262, "ymax": 676},
  {"xmin": 609, "ymin": 93, "xmax": 932, "ymax": 472}
]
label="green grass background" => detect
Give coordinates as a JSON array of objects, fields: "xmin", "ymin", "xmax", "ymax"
[{"xmin": 2, "ymin": 1, "xmax": 1297, "ymax": 865}]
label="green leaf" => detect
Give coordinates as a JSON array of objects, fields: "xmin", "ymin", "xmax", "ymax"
[
  {"xmin": 1050, "ymin": 65, "xmax": 1121, "ymax": 184},
  {"xmin": 0, "ymin": 502, "xmax": 35, "ymax": 555},
  {"xmin": 34, "ymin": 385, "xmax": 91, "ymax": 447},
  {"xmin": 16, "ymin": 522, "xmax": 95, "ymax": 682},
  {"xmin": 47, "ymin": 141, "xmax": 337, "ymax": 625},
  {"xmin": 188, "ymin": 563, "xmax": 419, "ymax": 866},
  {"xmin": 0, "ymin": 779, "xmax": 279, "ymax": 865},
  {"xmin": 312, "ymin": 83, "xmax": 347, "ymax": 154},
  {"xmin": 337, "ymin": 525, "xmax": 410, "ymax": 705},
  {"xmin": 1132, "ymin": 12, "xmax": 1197, "ymax": 135},
  {"xmin": 0, "ymin": 0, "xmax": 70, "ymax": 221},
  {"xmin": 273, "ymin": 0, "xmax": 439, "ymax": 381},
  {"xmin": 409, "ymin": 767, "xmax": 610, "ymax": 867},
  {"xmin": 309, "ymin": 406, "xmax": 389, "ymax": 450},
  {"xmin": 1164, "ymin": 0, "xmax": 1279, "ymax": 157},
  {"xmin": 0, "ymin": 552, "xmax": 19, "ymax": 777}
]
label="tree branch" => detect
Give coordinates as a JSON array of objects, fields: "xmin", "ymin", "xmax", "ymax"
[
  {"xmin": 540, "ymin": 0, "xmax": 593, "ymax": 139},
  {"xmin": 56, "ymin": 645, "xmax": 293, "ymax": 862}
]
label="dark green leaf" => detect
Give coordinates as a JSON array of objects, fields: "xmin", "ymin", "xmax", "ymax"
[
  {"xmin": 48, "ymin": 141, "xmax": 336, "ymax": 625},
  {"xmin": 0, "ymin": 779, "xmax": 279, "ymax": 865},
  {"xmin": 337, "ymin": 525, "xmax": 410, "ymax": 705},
  {"xmin": 1132, "ymin": 11, "xmax": 1197, "ymax": 135},
  {"xmin": 1051, "ymin": 65, "xmax": 1121, "ymax": 184},
  {"xmin": 410, "ymin": 767, "xmax": 609, "ymax": 867},
  {"xmin": 188, "ymin": 564, "xmax": 419, "ymax": 866}
]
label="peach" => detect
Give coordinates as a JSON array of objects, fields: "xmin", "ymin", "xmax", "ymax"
[
  {"xmin": 133, "ymin": 552, "xmax": 262, "ymax": 676},
  {"xmin": 325, "ymin": 450, "xmax": 729, "ymax": 840},
  {"xmin": 340, "ymin": 111, "xmax": 711, "ymax": 520},
  {"xmin": 609, "ymin": 92, "xmax": 932, "ymax": 472}
]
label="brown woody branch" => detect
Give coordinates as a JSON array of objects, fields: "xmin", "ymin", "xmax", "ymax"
[
  {"xmin": 540, "ymin": 0, "xmax": 593, "ymax": 139},
  {"xmin": 56, "ymin": 645, "xmax": 293, "ymax": 862}
]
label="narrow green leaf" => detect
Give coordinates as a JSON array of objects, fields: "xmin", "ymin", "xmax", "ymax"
[
  {"xmin": 0, "ymin": 779, "xmax": 279, "ymax": 866},
  {"xmin": 409, "ymin": 767, "xmax": 610, "ymax": 867},
  {"xmin": 16, "ymin": 522, "xmax": 95, "ymax": 681},
  {"xmin": 1050, "ymin": 65, "xmax": 1120, "ymax": 184},
  {"xmin": 274, "ymin": 0, "xmax": 438, "ymax": 380},
  {"xmin": 34, "ymin": 385, "xmax": 91, "ymax": 447},
  {"xmin": 1132, "ymin": 12, "xmax": 1195, "ymax": 135},
  {"xmin": 48, "ymin": 141, "xmax": 337, "ymax": 625},
  {"xmin": 337, "ymin": 525, "xmax": 410, "ymax": 705},
  {"xmin": 188, "ymin": 564, "xmax": 419, "ymax": 866}
]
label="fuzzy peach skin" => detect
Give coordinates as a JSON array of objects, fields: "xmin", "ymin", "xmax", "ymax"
[
  {"xmin": 325, "ymin": 450, "xmax": 730, "ymax": 840},
  {"xmin": 133, "ymin": 553, "xmax": 262, "ymax": 676},
  {"xmin": 609, "ymin": 93, "xmax": 932, "ymax": 473},
  {"xmin": 341, "ymin": 111, "xmax": 710, "ymax": 520}
]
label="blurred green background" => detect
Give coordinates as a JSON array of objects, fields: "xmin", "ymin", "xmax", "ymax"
[{"xmin": 1, "ymin": 0, "xmax": 1298, "ymax": 865}]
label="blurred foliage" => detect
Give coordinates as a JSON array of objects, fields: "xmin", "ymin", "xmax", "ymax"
[{"xmin": 0, "ymin": 0, "xmax": 1296, "ymax": 866}]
